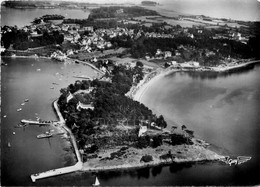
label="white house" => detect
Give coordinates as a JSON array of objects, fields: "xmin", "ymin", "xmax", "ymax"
[
  {"xmin": 66, "ymin": 92, "xmax": 74, "ymax": 103},
  {"xmin": 164, "ymin": 51, "xmax": 172, "ymax": 58},
  {"xmin": 138, "ymin": 125, "xmax": 147, "ymax": 137},
  {"xmin": 116, "ymin": 8, "xmax": 124, "ymax": 14},
  {"xmin": 76, "ymin": 101, "xmax": 94, "ymax": 111}
]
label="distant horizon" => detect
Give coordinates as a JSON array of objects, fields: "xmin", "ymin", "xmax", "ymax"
[{"xmin": 2, "ymin": 0, "xmax": 260, "ymax": 21}]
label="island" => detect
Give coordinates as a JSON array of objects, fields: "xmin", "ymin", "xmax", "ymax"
[{"xmin": 141, "ymin": 1, "xmax": 158, "ymax": 6}]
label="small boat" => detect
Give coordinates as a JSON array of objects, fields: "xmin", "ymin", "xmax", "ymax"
[
  {"xmin": 92, "ymin": 177, "xmax": 100, "ymax": 186},
  {"xmin": 21, "ymin": 103, "xmax": 25, "ymax": 106},
  {"xmin": 17, "ymin": 108, "xmax": 22, "ymax": 112},
  {"xmin": 13, "ymin": 132, "xmax": 16, "ymax": 135},
  {"xmin": 24, "ymin": 99, "xmax": 29, "ymax": 102},
  {"xmin": 3, "ymin": 115, "xmax": 7, "ymax": 118},
  {"xmin": 15, "ymin": 123, "xmax": 28, "ymax": 128},
  {"xmin": 8, "ymin": 142, "xmax": 11, "ymax": 148},
  {"xmin": 36, "ymin": 68, "xmax": 41, "ymax": 72},
  {"xmin": 237, "ymin": 156, "xmax": 251, "ymax": 165},
  {"xmin": 37, "ymin": 133, "xmax": 52, "ymax": 139},
  {"xmin": 50, "ymin": 87, "xmax": 54, "ymax": 89}
]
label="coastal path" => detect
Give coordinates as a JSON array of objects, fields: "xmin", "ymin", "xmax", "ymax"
[{"xmin": 67, "ymin": 57, "xmax": 105, "ymax": 75}]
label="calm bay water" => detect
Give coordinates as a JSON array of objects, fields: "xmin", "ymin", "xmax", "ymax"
[
  {"xmin": 1, "ymin": 6, "xmax": 90, "ymax": 28},
  {"xmin": 139, "ymin": 65, "xmax": 260, "ymax": 185},
  {"xmin": 159, "ymin": 0, "xmax": 260, "ymax": 21},
  {"xmin": 1, "ymin": 57, "xmax": 97, "ymax": 185}
]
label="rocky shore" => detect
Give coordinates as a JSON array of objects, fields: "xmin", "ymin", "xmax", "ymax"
[{"xmin": 82, "ymin": 139, "xmax": 224, "ymax": 172}]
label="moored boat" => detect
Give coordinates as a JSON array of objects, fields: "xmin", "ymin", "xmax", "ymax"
[
  {"xmin": 17, "ymin": 108, "xmax": 22, "ymax": 112},
  {"xmin": 37, "ymin": 132, "xmax": 52, "ymax": 139},
  {"xmin": 15, "ymin": 123, "xmax": 28, "ymax": 128},
  {"xmin": 237, "ymin": 156, "xmax": 251, "ymax": 165}
]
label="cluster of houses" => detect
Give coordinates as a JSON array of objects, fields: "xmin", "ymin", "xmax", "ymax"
[
  {"xmin": 50, "ymin": 50, "xmax": 67, "ymax": 61},
  {"xmin": 213, "ymin": 31, "xmax": 249, "ymax": 44}
]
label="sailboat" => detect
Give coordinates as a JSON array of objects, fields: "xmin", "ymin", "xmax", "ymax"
[{"xmin": 92, "ymin": 177, "xmax": 100, "ymax": 186}]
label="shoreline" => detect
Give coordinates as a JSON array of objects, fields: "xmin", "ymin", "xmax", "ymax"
[
  {"xmin": 129, "ymin": 59, "xmax": 260, "ymax": 101},
  {"xmin": 81, "ymin": 142, "xmax": 225, "ymax": 173},
  {"xmin": 1, "ymin": 55, "xmax": 105, "ymax": 76},
  {"xmin": 1, "ymin": 55, "xmax": 51, "ymax": 59}
]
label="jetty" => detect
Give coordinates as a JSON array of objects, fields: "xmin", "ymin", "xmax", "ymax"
[
  {"xmin": 30, "ymin": 100, "xmax": 83, "ymax": 182},
  {"xmin": 21, "ymin": 119, "xmax": 58, "ymax": 126},
  {"xmin": 73, "ymin": 75, "xmax": 93, "ymax": 80},
  {"xmin": 31, "ymin": 162, "xmax": 82, "ymax": 182}
]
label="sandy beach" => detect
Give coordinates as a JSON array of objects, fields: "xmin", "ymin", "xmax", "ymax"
[{"xmin": 130, "ymin": 59, "xmax": 260, "ymax": 102}]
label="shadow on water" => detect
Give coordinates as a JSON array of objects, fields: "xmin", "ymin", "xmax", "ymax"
[
  {"xmin": 151, "ymin": 165, "xmax": 162, "ymax": 177},
  {"xmin": 137, "ymin": 167, "xmax": 150, "ymax": 179},
  {"xmin": 98, "ymin": 170, "xmax": 124, "ymax": 181},
  {"xmin": 98, "ymin": 167, "xmax": 151, "ymax": 181},
  {"xmin": 169, "ymin": 162, "xmax": 193, "ymax": 173},
  {"xmin": 97, "ymin": 162, "xmax": 194, "ymax": 182}
]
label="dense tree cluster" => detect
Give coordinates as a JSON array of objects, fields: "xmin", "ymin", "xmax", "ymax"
[
  {"xmin": 137, "ymin": 135, "xmax": 163, "ymax": 148},
  {"xmin": 1, "ymin": 26, "xmax": 64, "ymax": 50},
  {"xmin": 171, "ymin": 134, "xmax": 193, "ymax": 146},
  {"xmin": 128, "ymin": 34, "xmax": 257, "ymax": 63},
  {"xmin": 58, "ymin": 64, "xmax": 167, "ymax": 150},
  {"xmin": 140, "ymin": 155, "xmax": 153, "ymax": 162},
  {"xmin": 88, "ymin": 6, "xmax": 158, "ymax": 20},
  {"xmin": 32, "ymin": 14, "xmax": 64, "ymax": 24}
]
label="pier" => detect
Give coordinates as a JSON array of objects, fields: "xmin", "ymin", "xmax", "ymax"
[
  {"xmin": 30, "ymin": 100, "xmax": 83, "ymax": 182},
  {"xmin": 21, "ymin": 119, "xmax": 57, "ymax": 126},
  {"xmin": 31, "ymin": 162, "xmax": 82, "ymax": 182}
]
